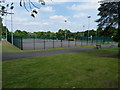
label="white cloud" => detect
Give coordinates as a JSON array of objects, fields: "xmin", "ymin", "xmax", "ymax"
[
  {"xmin": 41, "ymin": 6, "xmax": 55, "ymax": 12},
  {"xmin": 24, "ymin": 22, "xmax": 40, "ymax": 26},
  {"xmin": 49, "ymin": 15, "xmax": 67, "ymax": 21},
  {"xmin": 24, "ymin": 22, "xmax": 49, "ymax": 26},
  {"xmin": 68, "ymin": 2, "xmax": 100, "ymax": 11},
  {"xmin": 73, "ymin": 13, "xmax": 87, "ymax": 18},
  {"xmin": 5, "ymin": 16, "xmax": 27, "ymax": 22}
]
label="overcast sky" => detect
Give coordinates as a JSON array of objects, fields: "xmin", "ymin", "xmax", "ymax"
[{"xmin": 2, "ymin": 0, "xmax": 100, "ymax": 33}]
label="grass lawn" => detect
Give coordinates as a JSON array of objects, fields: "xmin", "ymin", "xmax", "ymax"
[{"xmin": 2, "ymin": 47, "xmax": 119, "ymax": 88}]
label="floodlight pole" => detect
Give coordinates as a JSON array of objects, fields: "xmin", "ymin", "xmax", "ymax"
[
  {"xmin": 64, "ymin": 19, "xmax": 67, "ymax": 40},
  {"xmin": 5, "ymin": 6, "xmax": 8, "ymax": 41},
  {"xmin": 4, "ymin": 12, "xmax": 14, "ymax": 42},
  {"xmin": 10, "ymin": 9, "xmax": 14, "ymax": 45},
  {"xmin": 87, "ymin": 16, "xmax": 91, "ymax": 44},
  {"xmin": 5, "ymin": 15, "xmax": 7, "ymax": 41},
  {"xmin": 83, "ymin": 25, "xmax": 85, "ymax": 36}
]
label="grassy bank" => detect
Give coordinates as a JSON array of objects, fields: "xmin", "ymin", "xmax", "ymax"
[{"xmin": 2, "ymin": 41, "xmax": 23, "ymax": 53}]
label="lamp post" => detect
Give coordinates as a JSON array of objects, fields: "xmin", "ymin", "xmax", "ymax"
[
  {"xmin": 5, "ymin": 11, "xmax": 14, "ymax": 43},
  {"xmin": 87, "ymin": 16, "xmax": 91, "ymax": 44},
  {"xmin": 83, "ymin": 25, "xmax": 85, "ymax": 36},
  {"xmin": 4, "ymin": 4, "xmax": 9, "ymax": 41},
  {"xmin": 5, "ymin": 15, "xmax": 7, "ymax": 41},
  {"xmin": 10, "ymin": 3, "xmax": 14, "ymax": 45},
  {"xmin": 64, "ymin": 19, "xmax": 67, "ymax": 40}
]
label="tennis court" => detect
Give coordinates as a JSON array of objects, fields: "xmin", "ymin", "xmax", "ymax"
[
  {"xmin": 7, "ymin": 35, "xmax": 114, "ymax": 50},
  {"xmin": 22, "ymin": 38, "xmax": 96, "ymax": 50}
]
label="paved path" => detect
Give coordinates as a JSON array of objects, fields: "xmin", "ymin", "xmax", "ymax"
[{"xmin": 2, "ymin": 45, "xmax": 117, "ymax": 61}]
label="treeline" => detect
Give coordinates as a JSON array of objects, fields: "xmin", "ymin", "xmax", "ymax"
[
  {"xmin": 2, "ymin": 27, "xmax": 118, "ymax": 39},
  {"xmin": 1, "ymin": 17, "xmax": 118, "ymax": 41}
]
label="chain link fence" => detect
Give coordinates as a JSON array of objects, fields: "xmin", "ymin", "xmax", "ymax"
[
  {"xmin": 7, "ymin": 35, "xmax": 23, "ymax": 50},
  {"xmin": 7, "ymin": 35, "xmax": 115, "ymax": 50}
]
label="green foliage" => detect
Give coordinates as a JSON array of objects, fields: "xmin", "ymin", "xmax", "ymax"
[
  {"xmin": 96, "ymin": 2, "xmax": 118, "ymax": 29},
  {"xmin": 97, "ymin": 27, "xmax": 117, "ymax": 37},
  {"xmin": 13, "ymin": 28, "xmax": 117, "ymax": 41},
  {"xmin": 96, "ymin": 1, "xmax": 120, "ymax": 42},
  {"xmin": 0, "ymin": 17, "xmax": 3, "ymax": 35},
  {"xmin": 0, "ymin": 17, "xmax": 10, "ymax": 39},
  {"xmin": 2, "ymin": 26, "xmax": 9, "ymax": 35},
  {"xmin": 84, "ymin": 30, "xmax": 96, "ymax": 37},
  {"xmin": 14, "ymin": 30, "xmax": 28, "ymax": 37}
]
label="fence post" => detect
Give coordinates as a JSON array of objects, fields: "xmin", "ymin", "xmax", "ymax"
[
  {"xmin": 68, "ymin": 40, "xmax": 70, "ymax": 47},
  {"xmin": 96, "ymin": 36, "xmax": 97, "ymax": 45},
  {"xmin": 91, "ymin": 36, "xmax": 93, "ymax": 45},
  {"xmin": 21, "ymin": 37, "xmax": 23, "ymax": 50},
  {"xmin": 87, "ymin": 36, "xmax": 89, "ymax": 45},
  {"xmin": 33, "ymin": 36, "xmax": 35, "ymax": 50},
  {"xmin": 80, "ymin": 37, "xmax": 82, "ymax": 46},
  {"xmin": 61, "ymin": 39, "xmax": 62, "ymax": 47},
  {"xmin": 53, "ymin": 38, "xmax": 54, "ymax": 48},
  {"xmin": 44, "ymin": 38, "xmax": 45, "ymax": 49},
  {"xmin": 86, "ymin": 37, "xmax": 87, "ymax": 46},
  {"xmin": 75, "ymin": 38, "xmax": 76, "ymax": 47}
]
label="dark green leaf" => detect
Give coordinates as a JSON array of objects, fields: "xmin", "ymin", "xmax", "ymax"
[
  {"xmin": 31, "ymin": 14, "xmax": 35, "ymax": 18},
  {"xmin": 33, "ymin": 10, "xmax": 37, "ymax": 14},
  {"xmin": 10, "ymin": 6, "xmax": 14, "ymax": 9}
]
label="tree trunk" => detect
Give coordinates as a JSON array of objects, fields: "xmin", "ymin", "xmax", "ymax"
[
  {"xmin": 118, "ymin": 1, "xmax": 120, "ymax": 59},
  {"xmin": 117, "ymin": 1, "xmax": 120, "ymax": 87}
]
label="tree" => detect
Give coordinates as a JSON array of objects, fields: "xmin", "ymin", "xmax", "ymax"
[
  {"xmin": 89, "ymin": 30, "xmax": 96, "ymax": 37},
  {"xmin": 2, "ymin": 26, "xmax": 9, "ymax": 35},
  {"xmin": 0, "ymin": 17, "xmax": 10, "ymax": 39},
  {"xmin": 56, "ymin": 29, "xmax": 72, "ymax": 40},
  {"xmin": 14, "ymin": 30, "xmax": 28, "ymax": 37},
  {"xmin": 0, "ymin": 0, "xmax": 46, "ymax": 17},
  {"xmin": 0, "ymin": 17, "xmax": 3, "ymax": 35},
  {"xmin": 96, "ymin": 27, "xmax": 103, "ymax": 36},
  {"xmin": 56, "ymin": 29, "xmax": 65, "ymax": 40},
  {"xmin": 0, "ymin": 17, "xmax": 3, "ymax": 40},
  {"xmin": 0, "ymin": 2, "xmax": 14, "ymax": 16},
  {"xmin": 96, "ymin": 1, "xmax": 120, "ymax": 46},
  {"xmin": 96, "ymin": 1, "xmax": 118, "ymax": 29}
]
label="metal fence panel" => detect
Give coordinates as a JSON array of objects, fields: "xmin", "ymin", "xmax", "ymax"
[{"xmin": 7, "ymin": 35, "xmax": 115, "ymax": 50}]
